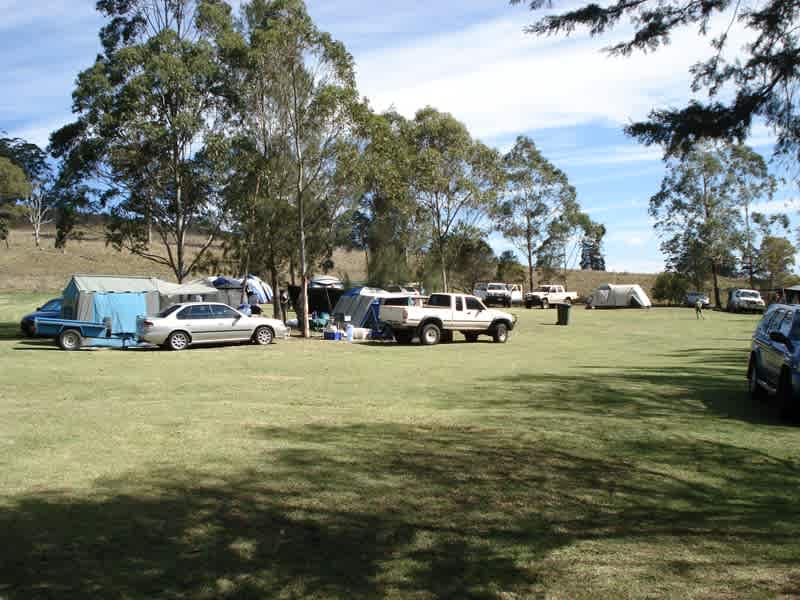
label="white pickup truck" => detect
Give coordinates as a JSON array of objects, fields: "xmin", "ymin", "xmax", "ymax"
[
  {"xmin": 524, "ymin": 285, "xmax": 577, "ymax": 309},
  {"xmin": 379, "ymin": 293, "xmax": 517, "ymax": 345}
]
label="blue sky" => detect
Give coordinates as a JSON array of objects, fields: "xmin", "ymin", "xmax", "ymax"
[{"xmin": 1, "ymin": 0, "xmax": 796, "ymax": 273}]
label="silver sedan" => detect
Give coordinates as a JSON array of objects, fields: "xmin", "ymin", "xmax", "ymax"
[{"xmin": 137, "ymin": 302, "xmax": 289, "ymax": 350}]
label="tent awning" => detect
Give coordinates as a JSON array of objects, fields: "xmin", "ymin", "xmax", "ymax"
[{"xmin": 155, "ymin": 279, "xmax": 219, "ymax": 297}]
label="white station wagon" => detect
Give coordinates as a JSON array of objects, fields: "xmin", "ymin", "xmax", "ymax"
[{"xmin": 137, "ymin": 302, "xmax": 289, "ymax": 350}]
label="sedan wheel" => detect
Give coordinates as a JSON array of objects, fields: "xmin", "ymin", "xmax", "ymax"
[
  {"xmin": 253, "ymin": 326, "xmax": 274, "ymax": 346},
  {"xmin": 167, "ymin": 331, "xmax": 190, "ymax": 351}
]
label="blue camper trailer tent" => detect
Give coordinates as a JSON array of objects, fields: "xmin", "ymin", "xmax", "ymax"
[{"xmin": 59, "ymin": 275, "xmax": 218, "ymax": 347}]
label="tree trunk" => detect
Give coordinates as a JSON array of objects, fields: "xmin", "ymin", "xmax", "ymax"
[
  {"xmin": 711, "ymin": 260, "xmax": 721, "ymax": 308},
  {"xmin": 527, "ymin": 245, "xmax": 534, "ymax": 292},
  {"xmin": 298, "ymin": 187, "xmax": 310, "ymax": 338},
  {"xmin": 175, "ymin": 162, "xmax": 186, "ymax": 283}
]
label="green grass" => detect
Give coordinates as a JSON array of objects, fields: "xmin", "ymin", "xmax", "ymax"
[{"xmin": 2, "ymin": 293, "xmax": 799, "ymax": 599}]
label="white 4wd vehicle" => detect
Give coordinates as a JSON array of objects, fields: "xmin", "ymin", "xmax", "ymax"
[
  {"xmin": 524, "ymin": 285, "xmax": 576, "ymax": 309},
  {"xmin": 380, "ymin": 293, "xmax": 517, "ymax": 345},
  {"xmin": 473, "ymin": 282, "xmax": 513, "ymax": 307},
  {"xmin": 728, "ymin": 288, "xmax": 766, "ymax": 313}
]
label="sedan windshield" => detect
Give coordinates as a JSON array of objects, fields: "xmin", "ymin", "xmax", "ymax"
[{"xmin": 739, "ymin": 291, "xmax": 761, "ymax": 298}]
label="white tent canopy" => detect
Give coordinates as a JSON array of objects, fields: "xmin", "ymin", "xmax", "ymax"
[{"xmin": 589, "ymin": 283, "xmax": 652, "ymax": 308}]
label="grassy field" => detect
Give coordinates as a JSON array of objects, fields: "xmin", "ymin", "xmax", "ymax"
[{"xmin": 2, "ymin": 293, "xmax": 799, "ymax": 599}]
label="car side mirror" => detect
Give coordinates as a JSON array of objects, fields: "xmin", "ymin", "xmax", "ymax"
[{"xmin": 770, "ymin": 331, "xmax": 794, "ymax": 350}]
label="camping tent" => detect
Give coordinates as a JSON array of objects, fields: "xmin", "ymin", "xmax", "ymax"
[
  {"xmin": 61, "ymin": 274, "xmax": 219, "ymax": 346},
  {"xmin": 332, "ymin": 288, "xmax": 421, "ymax": 330},
  {"xmin": 589, "ymin": 283, "xmax": 652, "ymax": 308}
]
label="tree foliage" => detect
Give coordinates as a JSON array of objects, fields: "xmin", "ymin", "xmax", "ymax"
[
  {"xmin": 513, "ymin": 0, "xmax": 800, "ymax": 160},
  {"xmin": 496, "ymin": 136, "xmax": 579, "ymax": 291},
  {"xmin": 652, "ymin": 271, "xmax": 690, "ymax": 305},
  {"xmin": 408, "ymin": 107, "xmax": 504, "ymax": 292},
  {"xmin": 650, "ymin": 141, "xmax": 777, "ymax": 305},
  {"xmin": 51, "ymin": 0, "xmax": 230, "ymax": 281}
]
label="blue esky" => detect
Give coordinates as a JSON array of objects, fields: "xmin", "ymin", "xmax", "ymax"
[{"xmin": 1, "ymin": 0, "xmax": 797, "ymax": 273}]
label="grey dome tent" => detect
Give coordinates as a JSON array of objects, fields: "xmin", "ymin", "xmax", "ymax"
[{"xmin": 589, "ymin": 283, "xmax": 652, "ymax": 308}]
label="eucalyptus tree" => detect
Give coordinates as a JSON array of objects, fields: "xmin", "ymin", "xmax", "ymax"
[
  {"xmin": 50, "ymin": 0, "xmax": 230, "ymax": 282},
  {"xmin": 513, "ymin": 0, "xmax": 800, "ymax": 160},
  {"xmin": 353, "ymin": 109, "xmax": 426, "ymax": 287},
  {"xmin": 0, "ymin": 156, "xmax": 30, "ymax": 248},
  {"xmin": 495, "ymin": 135, "xmax": 579, "ymax": 290},
  {"xmin": 233, "ymin": 0, "xmax": 360, "ymax": 337},
  {"xmin": 408, "ymin": 107, "xmax": 504, "ymax": 292},
  {"xmin": 0, "ymin": 137, "xmax": 56, "ymax": 248},
  {"xmin": 650, "ymin": 141, "xmax": 776, "ymax": 306}
]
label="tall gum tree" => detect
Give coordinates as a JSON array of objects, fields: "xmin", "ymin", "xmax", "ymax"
[
  {"xmin": 409, "ymin": 107, "xmax": 504, "ymax": 292},
  {"xmin": 236, "ymin": 0, "xmax": 359, "ymax": 337},
  {"xmin": 650, "ymin": 141, "xmax": 776, "ymax": 306},
  {"xmin": 495, "ymin": 135, "xmax": 579, "ymax": 291},
  {"xmin": 51, "ymin": 0, "xmax": 230, "ymax": 282}
]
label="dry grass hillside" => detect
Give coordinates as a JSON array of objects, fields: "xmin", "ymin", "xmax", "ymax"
[
  {"xmin": 1, "ymin": 224, "xmax": 743, "ymax": 300},
  {"xmin": 0, "ymin": 225, "xmax": 367, "ymax": 292}
]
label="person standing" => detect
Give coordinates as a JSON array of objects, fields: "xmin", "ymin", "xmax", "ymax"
[{"xmin": 695, "ymin": 298, "xmax": 705, "ymax": 320}]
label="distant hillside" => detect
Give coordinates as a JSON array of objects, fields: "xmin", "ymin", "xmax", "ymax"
[
  {"xmin": 1, "ymin": 224, "xmax": 744, "ymax": 300},
  {"xmin": 0, "ymin": 225, "xmax": 367, "ymax": 292}
]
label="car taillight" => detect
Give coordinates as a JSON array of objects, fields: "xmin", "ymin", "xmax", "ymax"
[{"xmin": 142, "ymin": 320, "xmax": 154, "ymax": 329}]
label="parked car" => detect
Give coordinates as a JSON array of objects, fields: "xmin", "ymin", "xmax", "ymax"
[
  {"xmin": 685, "ymin": 292, "xmax": 710, "ymax": 308},
  {"xmin": 748, "ymin": 303, "xmax": 800, "ymax": 419},
  {"xmin": 728, "ymin": 289, "xmax": 766, "ymax": 313},
  {"xmin": 137, "ymin": 302, "xmax": 289, "ymax": 351},
  {"xmin": 20, "ymin": 297, "xmax": 63, "ymax": 337},
  {"xmin": 380, "ymin": 292, "xmax": 517, "ymax": 345},
  {"xmin": 524, "ymin": 285, "xmax": 576, "ymax": 309},
  {"xmin": 473, "ymin": 283, "xmax": 513, "ymax": 307}
]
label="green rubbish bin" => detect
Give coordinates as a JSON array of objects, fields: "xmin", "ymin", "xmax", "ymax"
[{"xmin": 556, "ymin": 303, "xmax": 571, "ymax": 326}]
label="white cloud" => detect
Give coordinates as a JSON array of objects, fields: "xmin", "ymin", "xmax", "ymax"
[{"xmin": 354, "ymin": 9, "xmax": 756, "ymax": 140}]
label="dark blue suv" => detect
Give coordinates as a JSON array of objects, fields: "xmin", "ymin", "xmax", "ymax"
[
  {"xmin": 749, "ymin": 303, "xmax": 800, "ymax": 419},
  {"xmin": 20, "ymin": 298, "xmax": 62, "ymax": 337}
]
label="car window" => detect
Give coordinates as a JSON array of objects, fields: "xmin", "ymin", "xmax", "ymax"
[
  {"xmin": 455, "ymin": 297, "xmax": 464, "ymax": 311},
  {"xmin": 159, "ymin": 305, "xmax": 182, "ymax": 318},
  {"xmin": 779, "ymin": 311, "xmax": 794, "ymax": 337},
  {"xmin": 191, "ymin": 305, "xmax": 213, "ymax": 319},
  {"xmin": 766, "ymin": 309, "xmax": 785, "ymax": 333},
  {"xmin": 426, "ymin": 294, "xmax": 451, "ymax": 308},
  {"xmin": 466, "ymin": 297, "xmax": 484, "ymax": 311},
  {"xmin": 211, "ymin": 305, "xmax": 239, "ymax": 319}
]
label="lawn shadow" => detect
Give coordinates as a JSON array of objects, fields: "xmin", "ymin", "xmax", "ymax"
[
  {"xmin": 0, "ymin": 321, "xmax": 24, "ymax": 341},
  {"xmin": 2, "ymin": 423, "xmax": 800, "ymax": 598},
  {"xmin": 468, "ymin": 342, "xmax": 789, "ymax": 427}
]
